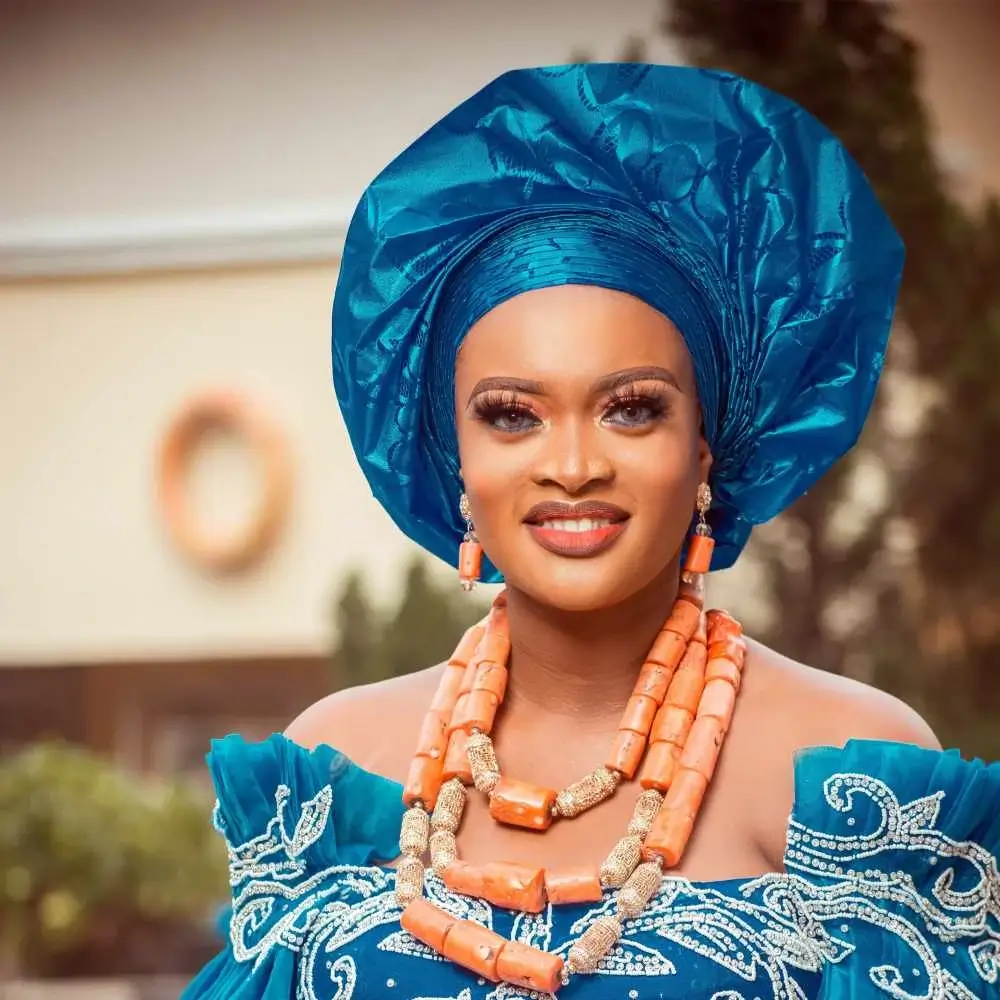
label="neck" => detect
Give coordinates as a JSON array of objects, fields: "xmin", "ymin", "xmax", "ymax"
[{"xmin": 502, "ymin": 567, "xmax": 681, "ymax": 723}]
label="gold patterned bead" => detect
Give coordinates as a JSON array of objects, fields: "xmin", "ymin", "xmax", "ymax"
[
  {"xmin": 626, "ymin": 789, "xmax": 664, "ymax": 837},
  {"xmin": 429, "ymin": 829, "xmax": 458, "ymax": 876},
  {"xmin": 599, "ymin": 834, "xmax": 642, "ymax": 888},
  {"xmin": 394, "ymin": 854, "xmax": 425, "ymax": 906},
  {"xmin": 467, "ymin": 731, "xmax": 501, "ymax": 794},
  {"xmin": 477, "ymin": 771, "xmax": 500, "ymax": 795},
  {"xmin": 567, "ymin": 915, "xmax": 621, "ymax": 973},
  {"xmin": 399, "ymin": 805, "xmax": 430, "ymax": 856},
  {"xmin": 615, "ymin": 860, "xmax": 664, "ymax": 920},
  {"xmin": 555, "ymin": 767, "xmax": 620, "ymax": 818},
  {"xmin": 431, "ymin": 778, "xmax": 467, "ymax": 833}
]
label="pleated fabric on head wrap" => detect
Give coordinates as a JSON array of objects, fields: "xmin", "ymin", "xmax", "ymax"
[{"xmin": 332, "ymin": 64, "xmax": 904, "ymax": 580}]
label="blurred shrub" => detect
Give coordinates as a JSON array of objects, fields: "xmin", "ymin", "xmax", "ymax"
[
  {"xmin": 331, "ymin": 555, "xmax": 490, "ymax": 687},
  {"xmin": 0, "ymin": 741, "xmax": 226, "ymax": 977}
]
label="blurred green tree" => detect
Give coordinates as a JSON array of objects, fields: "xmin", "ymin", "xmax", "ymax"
[
  {"xmin": 377, "ymin": 558, "xmax": 489, "ymax": 679},
  {"xmin": 664, "ymin": 0, "xmax": 1000, "ymax": 756},
  {"xmin": 330, "ymin": 556, "xmax": 490, "ymax": 687},
  {"xmin": 329, "ymin": 570, "xmax": 380, "ymax": 686},
  {"xmin": 665, "ymin": 0, "xmax": 944, "ymax": 669},
  {"xmin": 0, "ymin": 742, "xmax": 225, "ymax": 977}
]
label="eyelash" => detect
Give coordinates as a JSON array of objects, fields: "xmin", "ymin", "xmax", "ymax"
[
  {"xmin": 471, "ymin": 387, "xmax": 671, "ymax": 433},
  {"xmin": 605, "ymin": 387, "xmax": 670, "ymax": 426},
  {"xmin": 471, "ymin": 391, "xmax": 537, "ymax": 433}
]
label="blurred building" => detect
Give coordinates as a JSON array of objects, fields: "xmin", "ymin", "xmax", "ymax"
[
  {"xmin": 0, "ymin": 0, "xmax": 680, "ymax": 774},
  {"xmin": 0, "ymin": 0, "xmax": 997, "ymax": 775}
]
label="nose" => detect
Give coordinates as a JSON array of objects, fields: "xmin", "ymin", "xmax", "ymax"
[{"xmin": 531, "ymin": 418, "xmax": 614, "ymax": 495}]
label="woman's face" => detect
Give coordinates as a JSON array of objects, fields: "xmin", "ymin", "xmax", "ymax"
[{"xmin": 455, "ymin": 284, "xmax": 712, "ymax": 612}]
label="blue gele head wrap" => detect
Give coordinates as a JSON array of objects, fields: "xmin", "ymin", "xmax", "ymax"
[{"xmin": 332, "ymin": 64, "xmax": 904, "ymax": 580}]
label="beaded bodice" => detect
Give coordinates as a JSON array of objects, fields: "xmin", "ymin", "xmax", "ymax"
[{"xmin": 183, "ymin": 734, "xmax": 1000, "ymax": 1000}]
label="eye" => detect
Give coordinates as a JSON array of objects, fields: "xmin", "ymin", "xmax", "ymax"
[
  {"xmin": 602, "ymin": 388, "xmax": 669, "ymax": 428},
  {"xmin": 472, "ymin": 391, "xmax": 541, "ymax": 434}
]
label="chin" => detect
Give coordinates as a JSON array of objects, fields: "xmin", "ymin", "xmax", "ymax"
[{"xmin": 501, "ymin": 549, "xmax": 661, "ymax": 614}]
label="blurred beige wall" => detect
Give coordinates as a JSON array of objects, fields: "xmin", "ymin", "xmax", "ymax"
[
  {"xmin": 0, "ymin": 262, "xmax": 432, "ymax": 665},
  {"xmin": 0, "ymin": 0, "xmax": 678, "ymax": 249},
  {"xmin": 0, "ymin": 0, "xmax": 671, "ymax": 665},
  {"xmin": 1, "ymin": 0, "xmax": 995, "ymax": 666}
]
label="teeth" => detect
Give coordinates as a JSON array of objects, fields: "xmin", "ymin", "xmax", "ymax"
[{"xmin": 537, "ymin": 518, "xmax": 613, "ymax": 533}]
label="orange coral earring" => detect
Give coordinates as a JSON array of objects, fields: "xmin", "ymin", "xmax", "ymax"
[
  {"xmin": 458, "ymin": 492, "xmax": 482, "ymax": 591},
  {"xmin": 680, "ymin": 482, "xmax": 714, "ymax": 607}
]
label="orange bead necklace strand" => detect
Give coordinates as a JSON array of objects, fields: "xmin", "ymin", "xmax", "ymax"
[{"xmin": 395, "ymin": 574, "xmax": 746, "ymax": 992}]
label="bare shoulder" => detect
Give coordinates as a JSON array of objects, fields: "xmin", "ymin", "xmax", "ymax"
[
  {"xmin": 742, "ymin": 638, "xmax": 941, "ymax": 750},
  {"xmin": 728, "ymin": 637, "xmax": 940, "ymax": 871},
  {"xmin": 284, "ymin": 664, "xmax": 447, "ymax": 781}
]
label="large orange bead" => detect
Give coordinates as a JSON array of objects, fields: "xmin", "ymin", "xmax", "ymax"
[
  {"xmin": 643, "ymin": 767, "xmax": 709, "ymax": 867},
  {"xmin": 663, "ymin": 598, "xmax": 702, "ymax": 639},
  {"xmin": 414, "ymin": 710, "xmax": 449, "ymax": 760},
  {"xmin": 606, "ymin": 729, "xmax": 647, "ymax": 779},
  {"xmin": 679, "ymin": 716, "xmax": 724, "ymax": 780},
  {"xmin": 678, "ymin": 635, "xmax": 708, "ymax": 673},
  {"xmin": 649, "ymin": 704, "xmax": 694, "ymax": 745},
  {"xmin": 634, "ymin": 662, "xmax": 675, "ymax": 703},
  {"xmin": 442, "ymin": 729, "xmax": 473, "ymax": 785},
  {"xmin": 709, "ymin": 635, "xmax": 746, "ymax": 669},
  {"xmin": 400, "ymin": 898, "xmax": 456, "ymax": 953},
  {"xmin": 403, "ymin": 754, "xmax": 444, "ymax": 809},
  {"xmin": 448, "ymin": 625, "xmax": 485, "ymax": 667},
  {"xmin": 639, "ymin": 739, "xmax": 682, "ymax": 791},
  {"xmin": 496, "ymin": 940, "xmax": 565, "ymax": 993},
  {"xmin": 663, "ymin": 765, "xmax": 709, "ymax": 813},
  {"xmin": 664, "ymin": 667, "xmax": 705, "ymax": 716},
  {"xmin": 476, "ymin": 630, "xmax": 509, "ymax": 665},
  {"xmin": 646, "ymin": 629, "xmax": 687, "ymax": 669},
  {"xmin": 471, "ymin": 661, "xmax": 509, "ymax": 702},
  {"xmin": 443, "ymin": 861, "xmax": 486, "ymax": 898},
  {"xmin": 442, "ymin": 919, "xmax": 506, "ymax": 981},
  {"xmin": 482, "ymin": 861, "xmax": 546, "ymax": 913},
  {"xmin": 705, "ymin": 656, "xmax": 741, "ymax": 689},
  {"xmin": 643, "ymin": 810, "xmax": 695, "ymax": 868},
  {"xmin": 696, "ymin": 678, "xmax": 737, "ymax": 732},
  {"xmin": 684, "ymin": 534, "xmax": 715, "ymax": 575},
  {"xmin": 429, "ymin": 665, "xmax": 466, "ymax": 714},
  {"xmin": 706, "ymin": 609, "xmax": 741, "ymax": 638},
  {"xmin": 458, "ymin": 539, "xmax": 483, "ymax": 584},
  {"xmin": 620, "ymin": 693, "xmax": 658, "ymax": 736},
  {"xmin": 544, "ymin": 866, "xmax": 604, "ymax": 905},
  {"xmin": 488, "ymin": 777, "xmax": 556, "ymax": 831},
  {"xmin": 451, "ymin": 689, "xmax": 499, "ymax": 734}
]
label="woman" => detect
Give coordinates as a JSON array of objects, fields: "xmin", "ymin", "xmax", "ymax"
[{"xmin": 185, "ymin": 65, "xmax": 999, "ymax": 1000}]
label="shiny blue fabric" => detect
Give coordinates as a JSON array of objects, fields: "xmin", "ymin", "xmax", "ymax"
[
  {"xmin": 332, "ymin": 64, "xmax": 904, "ymax": 574},
  {"xmin": 183, "ymin": 735, "xmax": 999, "ymax": 1000}
]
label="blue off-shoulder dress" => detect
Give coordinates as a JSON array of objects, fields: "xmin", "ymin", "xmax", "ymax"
[{"xmin": 183, "ymin": 735, "xmax": 999, "ymax": 1000}]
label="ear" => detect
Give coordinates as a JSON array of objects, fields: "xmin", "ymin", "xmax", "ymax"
[{"xmin": 697, "ymin": 434, "xmax": 714, "ymax": 486}]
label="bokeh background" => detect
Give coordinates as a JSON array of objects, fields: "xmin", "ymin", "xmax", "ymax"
[{"xmin": 1, "ymin": 0, "xmax": 997, "ymax": 993}]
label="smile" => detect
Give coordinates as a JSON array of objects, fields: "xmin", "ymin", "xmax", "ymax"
[
  {"xmin": 525, "ymin": 519, "xmax": 629, "ymax": 557},
  {"xmin": 535, "ymin": 518, "xmax": 615, "ymax": 533}
]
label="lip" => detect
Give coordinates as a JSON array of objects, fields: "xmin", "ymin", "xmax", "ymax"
[{"xmin": 522, "ymin": 500, "xmax": 630, "ymax": 559}]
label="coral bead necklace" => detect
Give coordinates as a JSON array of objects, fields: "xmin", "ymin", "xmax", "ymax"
[{"xmin": 394, "ymin": 584, "xmax": 747, "ymax": 993}]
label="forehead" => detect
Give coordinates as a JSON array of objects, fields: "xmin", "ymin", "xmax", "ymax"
[{"xmin": 455, "ymin": 285, "xmax": 696, "ymax": 390}]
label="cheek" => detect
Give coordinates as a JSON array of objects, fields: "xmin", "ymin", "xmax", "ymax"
[
  {"xmin": 621, "ymin": 432, "xmax": 702, "ymax": 525},
  {"xmin": 455, "ymin": 424, "xmax": 527, "ymax": 518}
]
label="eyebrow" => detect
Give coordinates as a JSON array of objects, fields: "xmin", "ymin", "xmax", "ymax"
[
  {"xmin": 467, "ymin": 376, "xmax": 545, "ymax": 400},
  {"xmin": 466, "ymin": 366, "xmax": 683, "ymax": 404},
  {"xmin": 594, "ymin": 367, "xmax": 684, "ymax": 394}
]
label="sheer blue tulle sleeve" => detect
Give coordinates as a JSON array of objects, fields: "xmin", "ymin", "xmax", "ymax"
[
  {"xmin": 181, "ymin": 734, "xmax": 405, "ymax": 1000},
  {"xmin": 181, "ymin": 734, "xmax": 998, "ymax": 1000},
  {"xmin": 785, "ymin": 740, "xmax": 1000, "ymax": 1000}
]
